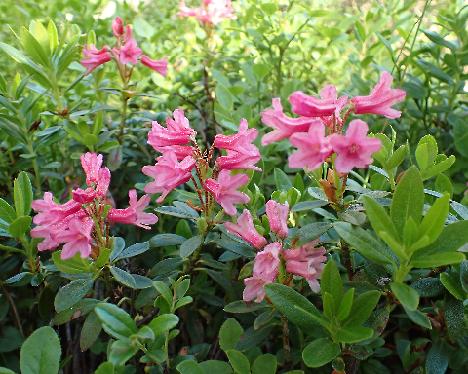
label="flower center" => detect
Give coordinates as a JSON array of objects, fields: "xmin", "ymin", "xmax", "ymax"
[{"xmin": 349, "ymin": 143, "xmax": 360, "ymax": 154}]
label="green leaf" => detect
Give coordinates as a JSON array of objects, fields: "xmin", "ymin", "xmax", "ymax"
[
  {"xmin": 421, "ymin": 156, "xmax": 456, "ymax": 181},
  {"xmin": 265, "ymin": 283, "xmax": 327, "ymax": 329},
  {"xmin": 0, "ymin": 198, "xmax": 16, "ymax": 223},
  {"xmin": 113, "ymin": 242, "xmax": 149, "ymax": 261},
  {"xmin": 110, "ymin": 266, "xmax": 137, "ymax": 289},
  {"xmin": 386, "ymin": 144, "xmax": 408, "ymax": 169},
  {"xmin": 20, "ymin": 326, "xmax": 61, "ymax": 374},
  {"xmin": 274, "ymin": 168, "xmax": 292, "ymax": 190},
  {"xmin": 136, "ymin": 325, "xmax": 155, "ymax": 342},
  {"xmin": 422, "ymin": 30, "xmax": 457, "ymax": 50},
  {"xmin": 180, "ymin": 235, "xmax": 202, "ymax": 258},
  {"xmin": 94, "ymin": 362, "xmax": 115, "ymax": 374},
  {"xmin": 177, "ymin": 360, "xmax": 204, "ymax": 374},
  {"xmin": 80, "ymin": 311, "xmax": 102, "ymax": 351},
  {"xmin": 440, "ymin": 272, "xmax": 465, "ymax": 300},
  {"xmin": 153, "ymin": 281, "xmax": 173, "ymax": 305},
  {"xmin": 109, "ymin": 237, "xmax": 126, "ymax": 262},
  {"xmin": 390, "ymin": 282, "xmax": 419, "ymax": 311},
  {"xmin": 150, "ymin": 233, "xmax": 186, "ymax": 247},
  {"xmin": 390, "ymin": 167, "xmax": 424, "ymax": 235},
  {"xmin": 13, "ymin": 171, "xmax": 33, "ymax": 217},
  {"xmin": 0, "ymin": 368, "xmax": 15, "ymax": 374},
  {"xmin": 199, "ymin": 360, "xmax": 233, "ymax": 374},
  {"xmin": 109, "ymin": 339, "xmax": 138, "ymax": 366},
  {"xmin": 363, "ymin": 196, "xmax": 400, "ymax": 243},
  {"xmin": 415, "ymin": 135, "xmax": 438, "ymax": 170},
  {"xmin": 54, "ymin": 279, "xmax": 93, "ymax": 312},
  {"xmin": 148, "ymin": 314, "xmax": 179, "ymax": 335},
  {"xmin": 52, "ymin": 252, "xmax": 92, "ymax": 274},
  {"xmin": 252, "ymin": 353, "xmax": 277, "ymax": 374},
  {"xmin": 337, "ymin": 288, "xmax": 355, "ymax": 321},
  {"xmin": 94, "ymin": 303, "xmax": 137, "ymax": 340},
  {"xmin": 403, "ymin": 307, "xmax": 432, "ymax": 329},
  {"xmin": 47, "ymin": 20, "xmax": 59, "ymax": 52},
  {"xmin": 335, "ymin": 325, "xmax": 374, "ymax": 343},
  {"xmin": 297, "ymin": 222, "xmax": 332, "ymax": 244},
  {"xmin": 460, "ymin": 260, "xmax": 468, "ymax": 293},
  {"xmin": 417, "ymin": 194, "xmax": 449, "ymax": 248},
  {"xmin": 226, "ymin": 350, "xmax": 250, "ymax": 374},
  {"xmin": 8, "ymin": 215, "xmax": 32, "ymax": 238},
  {"xmin": 302, "ymin": 337, "xmax": 340, "ymax": 368},
  {"xmin": 219, "ymin": 318, "xmax": 244, "ymax": 351},
  {"xmin": 411, "ymin": 252, "xmax": 465, "ymax": 268},
  {"xmin": 320, "ymin": 261, "xmax": 342, "ymax": 312},
  {"xmin": 343, "ymin": 290, "xmax": 381, "ymax": 327},
  {"xmin": 155, "ymin": 204, "xmax": 199, "ymax": 219},
  {"xmin": 425, "ymin": 341, "xmax": 449, "ymax": 374},
  {"xmin": 216, "ymin": 84, "xmax": 234, "ymax": 109}
]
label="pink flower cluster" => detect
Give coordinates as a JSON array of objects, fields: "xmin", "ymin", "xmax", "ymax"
[
  {"xmin": 178, "ymin": 0, "xmax": 235, "ymax": 25},
  {"xmin": 262, "ymin": 71, "xmax": 406, "ymax": 173},
  {"xmin": 81, "ymin": 17, "xmax": 167, "ymax": 76},
  {"xmin": 143, "ymin": 110, "xmax": 260, "ymax": 216},
  {"xmin": 31, "ymin": 153, "xmax": 157, "ymax": 259},
  {"xmin": 225, "ymin": 202, "xmax": 327, "ymax": 302}
]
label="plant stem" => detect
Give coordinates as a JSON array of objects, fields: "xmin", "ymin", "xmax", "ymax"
[
  {"xmin": 281, "ymin": 315, "xmax": 291, "ymax": 364},
  {"xmin": 0, "ymin": 283, "xmax": 24, "ymax": 337},
  {"xmin": 27, "ymin": 139, "xmax": 42, "ymax": 195},
  {"xmin": 340, "ymin": 241, "xmax": 354, "ymax": 280}
]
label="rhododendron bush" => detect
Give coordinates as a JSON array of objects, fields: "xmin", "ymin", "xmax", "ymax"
[{"xmin": 0, "ymin": 1, "xmax": 466, "ymax": 373}]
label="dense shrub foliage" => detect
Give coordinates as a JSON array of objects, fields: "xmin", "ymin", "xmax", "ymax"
[{"xmin": 0, "ymin": 1, "xmax": 467, "ymax": 373}]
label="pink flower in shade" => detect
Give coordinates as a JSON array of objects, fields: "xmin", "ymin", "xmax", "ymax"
[
  {"xmin": 147, "ymin": 109, "xmax": 196, "ymax": 159},
  {"xmin": 205, "ymin": 170, "xmax": 250, "ymax": 216},
  {"xmin": 141, "ymin": 56, "xmax": 168, "ymax": 76},
  {"xmin": 107, "ymin": 190, "xmax": 158, "ymax": 229},
  {"xmin": 318, "ymin": 85, "xmax": 349, "ymax": 127},
  {"xmin": 289, "ymin": 85, "xmax": 348, "ymax": 118},
  {"xmin": 215, "ymin": 119, "xmax": 261, "ymax": 171},
  {"xmin": 261, "ymin": 98, "xmax": 317, "ymax": 145},
  {"xmin": 265, "ymin": 200, "xmax": 289, "ymax": 239},
  {"xmin": 283, "ymin": 241, "xmax": 327, "ymax": 292},
  {"xmin": 142, "ymin": 152, "xmax": 196, "ymax": 203},
  {"xmin": 243, "ymin": 277, "xmax": 268, "ymax": 303},
  {"xmin": 81, "ymin": 45, "xmax": 111, "ymax": 74},
  {"xmin": 112, "ymin": 17, "xmax": 125, "ymax": 37},
  {"xmin": 329, "ymin": 119, "xmax": 381, "ymax": 174},
  {"xmin": 178, "ymin": 0, "xmax": 235, "ymax": 25},
  {"xmin": 351, "ymin": 71, "xmax": 406, "ymax": 119},
  {"xmin": 288, "ymin": 122, "xmax": 332, "ymax": 170},
  {"xmin": 56, "ymin": 217, "xmax": 94, "ymax": 259},
  {"xmin": 224, "ymin": 209, "xmax": 267, "ymax": 249},
  {"xmin": 117, "ymin": 37, "xmax": 142, "ymax": 65}
]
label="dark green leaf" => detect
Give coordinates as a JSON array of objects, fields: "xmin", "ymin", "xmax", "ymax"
[{"xmin": 302, "ymin": 337, "xmax": 340, "ymax": 368}]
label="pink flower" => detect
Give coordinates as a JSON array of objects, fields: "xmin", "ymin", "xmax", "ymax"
[
  {"xmin": 81, "ymin": 153, "xmax": 103, "ymax": 185},
  {"xmin": 81, "ymin": 45, "xmax": 111, "ymax": 74},
  {"xmin": 147, "ymin": 109, "xmax": 196, "ymax": 159},
  {"xmin": 178, "ymin": 0, "xmax": 235, "ymax": 25},
  {"xmin": 108, "ymin": 190, "xmax": 158, "ymax": 229},
  {"xmin": 243, "ymin": 277, "xmax": 267, "ymax": 303},
  {"xmin": 265, "ymin": 200, "xmax": 289, "ymax": 239},
  {"xmin": 117, "ymin": 37, "xmax": 141, "ymax": 65},
  {"xmin": 56, "ymin": 216, "xmax": 94, "ymax": 259},
  {"xmin": 72, "ymin": 188, "xmax": 96, "ymax": 204},
  {"xmin": 112, "ymin": 17, "xmax": 124, "ymax": 37},
  {"xmin": 283, "ymin": 241, "xmax": 327, "ymax": 292},
  {"xmin": 351, "ymin": 71, "xmax": 406, "ymax": 119},
  {"xmin": 289, "ymin": 85, "xmax": 348, "ymax": 118},
  {"xmin": 215, "ymin": 119, "xmax": 261, "ymax": 171},
  {"xmin": 288, "ymin": 122, "xmax": 332, "ymax": 170},
  {"xmin": 261, "ymin": 98, "xmax": 317, "ymax": 145},
  {"xmin": 141, "ymin": 56, "xmax": 168, "ymax": 76},
  {"xmin": 329, "ymin": 119, "xmax": 381, "ymax": 173},
  {"xmin": 79, "ymin": 153, "xmax": 111, "ymax": 197},
  {"xmin": 142, "ymin": 152, "xmax": 196, "ymax": 203},
  {"xmin": 205, "ymin": 170, "xmax": 250, "ymax": 216},
  {"xmin": 224, "ymin": 209, "xmax": 267, "ymax": 249},
  {"xmin": 319, "ymin": 85, "xmax": 349, "ymax": 127},
  {"xmin": 252, "ymin": 242, "xmax": 281, "ymax": 282}
]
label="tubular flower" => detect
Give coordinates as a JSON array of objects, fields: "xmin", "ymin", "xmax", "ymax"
[
  {"xmin": 205, "ymin": 170, "xmax": 250, "ymax": 216},
  {"xmin": 215, "ymin": 119, "xmax": 261, "ymax": 171},
  {"xmin": 31, "ymin": 153, "xmax": 157, "ymax": 259},
  {"xmin": 147, "ymin": 109, "xmax": 196, "ymax": 159},
  {"xmin": 283, "ymin": 241, "xmax": 327, "ymax": 292},
  {"xmin": 112, "ymin": 17, "xmax": 124, "ymax": 37},
  {"xmin": 224, "ymin": 209, "xmax": 267, "ymax": 249},
  {"xmin": 288, "ymin": 122, "xmax": 332, "ymax": 170},
  {"xmin": 142, "ymin": 152, "xmax": 196, "ymax": 203},
  {"xmin": 243, "ymin": 277, "xmax": 268, "ymax": 303},
  {"xmin": 351, "ymin": 71, "xmax": 406, "ymax": 119},
  {"xmin": 81, "ymin": 45, "xmax": 111, "ymax": 74},
  {"xmin": 289, "ymin": 84, "xmax": 348, "ymax": 118},
  {"xmin": 178, "ymin": 0, "xmax": 235, "ymax": 25},
  {"xmin": 261, "ymin": 98, "xmax": 317, "ymax": 145},
  {"xmin": 329, "ymin": 120, "xmax": 382, "ymax": 174},
  {"xmin": 265, "ymin": 200, "xmax": 289, "ymax": 239},
  {"xmin": 141, "ymin": 56, "xmax": 168, "ymax": 76}
]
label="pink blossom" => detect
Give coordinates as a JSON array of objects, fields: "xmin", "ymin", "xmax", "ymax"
[
  {"xmin": 107, "ymin": 190, "xmax": 158, "ymax": 229},
  {"xmin": 79, "ymin": 153, "xmax": 111, "ymax": 197},
  {"xmin": 265, "ymin": 200, "xmax": 289, "ymax": 239},
  {"xmin": 112, "ymin": 17, "xmax": 124, "ymax": 37},
  {"xmin": 319, "ymin": 85, "xmax": 349, "ymax": 127},
  {"xmin": 81, "ymin": 153, "xmax": 103, "ymax": 185},
  {"xmin": 252, "ymin": 242, "xmax": 281, "ymax": 282},
  {"xmin": 329, "ymin": 119, "xmax": 381, "ymax": 173},
  {"xmin": 141, "ymin": 56, "xmax": 168, "ymax": 76},
  {"xmin": 56, "ymin": 217, "xmax": 94, "ymax": 259},
  {"xmin": 117, "ymin": 36, "xmax": 142, "ymax": 65},
  {"xmin": 289, "ymin": 85, "xmax": 348, "ymax": 118},
  {"xmin": 351, "ymin": 71, "xmax": 406, "ymax": 119},
  {"xmin": 215, "ymin": 119, "xmax": 261, "ymax": 171},
  {"xmin": 72, "ymin": 188, "xmax": 96, "ymax": 204},
  {"xmin": 261, "ymin": 98, "xmax": 317, "ymax": 145},
  {"xmin": 283, "ymin": 241, "xmax": 327, "ymax": 292},
  {"xmin": 147, "ymin": 109, "xmax": 196, "ymax": 159},
  {"xmin": 178, "ymin": 0, "xmax": 235, "ymax": 25},
  {"xmin": 288, "ymin": 122, "xmax": 332, "ymax": 170},
  {"xmin": 81, "ymin": 45, "xmax": 111, "ymax": 74},
  {"xmin": 224, "ymin": 209, "xmax": 267, "ymax": 249},
  {"xmin": 205, "ymin": 170, "xmax": 250, "ymax": 216},
  {"xmin": 243, "ymin": 277, "xmax": 267, "ymax": 303},
  {"xmin": 142, "ymin": 152, "xmax": 196, "ymax": 203}
]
